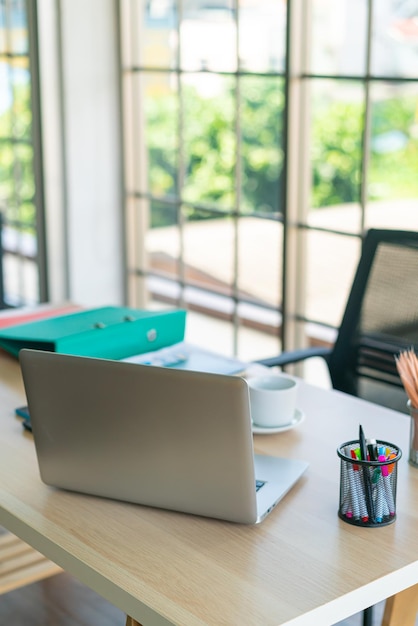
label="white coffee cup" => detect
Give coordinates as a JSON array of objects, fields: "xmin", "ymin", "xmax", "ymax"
[{"xmin": 247, "ymin": 373, "xmax": 299, "ymax": 428}]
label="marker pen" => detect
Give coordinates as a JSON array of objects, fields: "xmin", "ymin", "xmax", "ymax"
[
  {"xmin": 379, "ymin": 453, "xmax": 395, "ymax": 516},
  {"xmin": 351, "ymin": 448, "xmax": 369, "ymax": 522}
]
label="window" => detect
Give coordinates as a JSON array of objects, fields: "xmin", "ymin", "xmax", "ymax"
[
  {"xmin": 0, "ymin": 0, "xmax": 46, "ymax": 307},
  {"xmin": 305, "ymin": 0, "xmax": 418, "ymax": 333},
  {"xmin": 124, "ymin": 0, "xmax": 418, "ymax": 363}
]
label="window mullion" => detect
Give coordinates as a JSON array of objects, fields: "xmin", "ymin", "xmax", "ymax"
[
  {"xmin": 359, "ymin": 0, "xmax": 374, "ymax": 233},
  {"xmin": 282, "ymin": 0, "xmax": 311, "ymax": 361}
]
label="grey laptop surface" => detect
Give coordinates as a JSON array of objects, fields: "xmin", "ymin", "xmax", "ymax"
[{"xmin": 19, "ymin": 349, "xmax": 308, "ymax": 524}]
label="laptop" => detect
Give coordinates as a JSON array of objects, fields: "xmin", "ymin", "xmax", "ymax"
[{"xmin": 19, "ymin": 349, "xmax": 308, "ymax": 524}]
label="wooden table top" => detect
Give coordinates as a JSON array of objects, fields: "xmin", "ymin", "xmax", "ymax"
[{"xmin": 1, "ymin": 350, "xmax": 418, "ymax": 626}]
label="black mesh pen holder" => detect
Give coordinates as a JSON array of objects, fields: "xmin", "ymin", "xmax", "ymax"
[{"xmin": 337, "ymin": 440, "xmax": 402, "ymax": 527}]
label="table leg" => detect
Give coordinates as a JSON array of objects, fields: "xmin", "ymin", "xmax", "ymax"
[
  {"xmin": 362, "ymin": 605, "xmax": 373, "ymax": 626},
  {"xmin": 125, "ymin": 616, "xmax": 143, "ymax": 626},
  {"xmin": 382, "ymin": 584, "xmax": 418, "ymax": 626}
]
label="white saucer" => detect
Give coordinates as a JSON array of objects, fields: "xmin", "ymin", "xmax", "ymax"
[{"xmin": 252, "ymin": 408, "xmax": 305, "ymax": 435}]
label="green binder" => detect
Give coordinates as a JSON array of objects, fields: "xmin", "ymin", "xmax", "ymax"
[{"xmin": 0, "ymin": 306, "xmax": 186, "ymax": 360}]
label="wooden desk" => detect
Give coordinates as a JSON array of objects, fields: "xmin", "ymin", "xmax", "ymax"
[{"xmin": 1, "ymin": 350, "xmax": 418, "ymax": 626}]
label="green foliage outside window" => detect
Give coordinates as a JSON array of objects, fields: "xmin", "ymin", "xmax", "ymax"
[
  {"xmin": 0, "ymin": 81, "xmax": 36, "ymax": 231},
  {"xmin": 146, "ymin": 81, "xmax": 418, "ymax": 227},
  {"xmin": 146, "ymin": 77, "xmax": 285, "ymax": 226},
  {"xmin": 369, "ymin": 96, "xmax": 418, "ymax": 200},
  {"xmin": 1, "ymin": 79, "xmax": 418, "ymax": 232},
  {"xmin": 311, "ymin": 99, "xmax": 363, "ymax": 207}
]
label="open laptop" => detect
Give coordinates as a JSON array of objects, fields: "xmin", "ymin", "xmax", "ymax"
[{"xmin": 19, "ymin": 349, "xmax": 308, "ymax": 524}]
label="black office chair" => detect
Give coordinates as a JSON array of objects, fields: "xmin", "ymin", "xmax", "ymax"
[
  {"xmin": 257, "ymin": 228, "xmax": 418, "ymax": 414},
  {"xmin": 256, "ymin": 228, "xmax": 418, "ymax": 626}
]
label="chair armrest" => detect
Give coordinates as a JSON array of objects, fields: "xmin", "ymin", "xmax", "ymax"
[{"xmin": 254, "ymin": 345, "xmax": 332, "ymax": 368}]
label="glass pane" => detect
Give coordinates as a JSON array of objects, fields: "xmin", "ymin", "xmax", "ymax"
[
  {"xmin": 182, "ymin": 73, "xmax": 235, "ymax": 209},
  {"xmin": 237, "ymin": 216, "xmax": 281, "ymax": 310},
  {"xmin": 0, "ymin": 61, "xmax": 13, "ymax": 133},
  {"xmin": 143, "ymin": 72, "xmax": 178, "ymax": 199},
  {"xmin": 365, "ymin": 203, "xmax": 418, "ymax": 231},
  {"xmin": 4, "ymin": 251, "xmax": 38, "ymax": 305},
  {"xmin": 236, "ymin": 302, "xmax": 281, "ymax": 362},
  {"xmin": 185, "ymin": 308, "xmax": 235, "ymax": 357},
  {"xmin": 15, "ymin": 141, "xmax": 35, "ymax": 202},
  {"xmin": 309, "ymin": 79, "xmax": 364, "ymax": 232},
  {"xmin": 11, "ymin": 62, "xmax": 31, "ymax": 139},
  {"xmin": 0, "ymin": 140, "xmax": 13, "ymax": 199},
  {"xmin": 310, "ymin": 0, "xmax": 368, "ymax": 76},
  {"xmin": 371, "ymin": 0, "xmax": 418, "ymax": 78},
  {"xmin": 238, "ymin": 0, "xmax": 287, "ymax": 73},
  {"xmin": 122, "ymin": 0, "xmax": 177, "ymax": 69},
  {"xmin": 181, "ymin": 0, "xmax": 236, "ymax": 72},
  {"xmin": 0, "ymin": 1, "xmax": 7, "ymax": 53},
  {"xmin": 183, "ymin": 211, "xmax": 235, "ymax": 297},
  {"xmin": 0, "ymin": 0, "xmax": 39, "ymax": 307},
  {"xmin": 367, "ymin": 82, "xmax": 418, "ymax": 209},
  {"xmin": 146, "ymin": 202, "xmax": 180, "ymax": 281},
  {"xmin": 11, "ymin": 0, "xmax": 28, "ymax": 54},
  {"xmin": 240, "ymin": 75, "xmax": 284, "ymax": 215},
  {"xmin": 147, "ymin": 275, "xmax": 182, "ymax": 307},
  {"xmin": 0, "ymin": 0, "xmax": 27, "ymax": 55},
  {"xmin": 0, "ymin": 61, "xmax": 30, "ymax": 141},
  {"xmin": 305, "ymin": 230, "xmax": 360, "ymax": 327},
  {"xmin": 0, "ymin": 141, "xmax": 34, "ymax": 228}
]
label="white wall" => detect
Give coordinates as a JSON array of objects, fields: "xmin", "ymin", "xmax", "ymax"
[{"xmin": 38, "ymin": 0, "xmax": 124, "ymax": 306}]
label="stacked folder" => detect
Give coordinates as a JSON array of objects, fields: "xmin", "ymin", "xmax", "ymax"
[{"xmin": 0, "ymin": 306, "xmax": 186, "ymax": 361}]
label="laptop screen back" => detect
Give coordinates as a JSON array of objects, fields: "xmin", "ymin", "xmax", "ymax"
[{"xmin": 20, "ymin": 349, "xmax": 259, "ymax": 523}]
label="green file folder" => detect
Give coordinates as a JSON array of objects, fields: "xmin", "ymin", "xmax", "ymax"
[{"xmin": 0, "ymin": 306, "xmax": 187, "ymax": 360}]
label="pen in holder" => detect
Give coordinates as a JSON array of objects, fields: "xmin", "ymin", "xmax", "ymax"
[
  {"xmin": 395, "ymin": 349, "xmax": 418, "ymax": 468},
  {"xmin": 407, "ymin": 400, "xmax": 418, "ymax": 468},
  {"xmin": 337, "ymin": 439, "xmax": 401, "ymax": 527}
]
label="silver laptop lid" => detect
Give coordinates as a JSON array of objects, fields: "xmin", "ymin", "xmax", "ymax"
[{"xmin": 20, "ymin": 349, "xmax": 259, "ymax": 523}]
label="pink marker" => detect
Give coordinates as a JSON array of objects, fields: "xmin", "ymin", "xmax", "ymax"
[{"xmin": 379, "ymin": 454, "xmax": 395, "ymax": 516}]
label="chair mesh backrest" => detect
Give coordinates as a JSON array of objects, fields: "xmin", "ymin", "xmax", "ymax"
[
  {"xmin": 361, "ymin": 242, "xmax": 418, "ymax": 343},
  {"xmin": 329, "ymin": 229, "xmax": 418, "ymax": 406}
]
